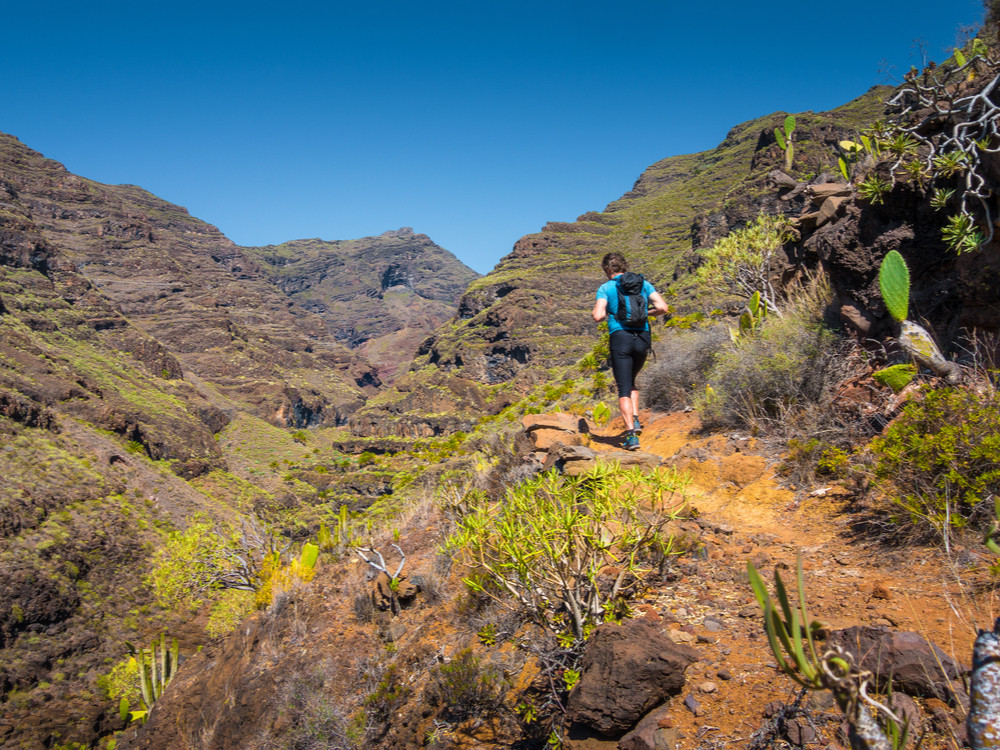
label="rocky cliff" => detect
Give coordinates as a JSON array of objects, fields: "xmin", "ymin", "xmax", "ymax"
[{"xmin": 0, "ymin": 132, "xmax": 475, "ymax": 748}]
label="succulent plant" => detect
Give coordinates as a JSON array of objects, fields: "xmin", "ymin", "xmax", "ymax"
[
  {"xmin": 878, "ymin": 250, "xmax": 910, "ymax": 323},
  {"xmin": 872, "ymin": 364, "xmax": 917, "ymax": 393},
  {"xmin": 730, "ymin": 291, "xmax": 767, "ymax": 342},
  {"xmin": 124, "ymin": 633, "xmax": 179, "ymax": 723},
  {"xmin": 774, "ymin": 115, "xmax": 796, "ymax": 171},
  {"xmin": 300, "ymin": 541, "xmax": 319, "ymax": 570}
]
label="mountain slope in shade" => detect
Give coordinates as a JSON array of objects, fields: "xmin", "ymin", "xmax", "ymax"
[{"xmin": 243, "ymin": 229, "xmax": 480, "ymax": 382}]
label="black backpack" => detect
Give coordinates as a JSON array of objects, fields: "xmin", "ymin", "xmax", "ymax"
[{"xmin": 615, "ymin": 272, "xmax": 648, "ymax": 329}]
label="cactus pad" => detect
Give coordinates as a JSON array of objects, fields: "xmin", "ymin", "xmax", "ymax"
[{"xmin": 879, "ymin": 250, "xmax": 910, "ymax": 322}]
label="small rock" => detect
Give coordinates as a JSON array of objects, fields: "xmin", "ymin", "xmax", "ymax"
[
  {"xmin": 717, "ymin": 669, "xmax": 733, "ymax": 681},
  {"xmin": 806, "ymin": 690, "xmax": 836, "ymax": 711},
  {"xmin": 683, "ymin": 695, "xmax": 702, "ymax": 716},
  {"xmin": 889, "ymin": 693, "xmax": 922, "ymax": 736},
  {"xmin": 871, "ymin": 582, "xmax": 892, "ymax": 600},
  {"xmin": 668, "ymin": 630, "xmax": 696, "ymax": 644},
  {"xmin": 703, "ymin": 616, "xmax": 724, "ymax": 632},
  {"xmin": 786, "ymin": 718, "xmax": 817, "ymax": 746},
  {"xmin": 698, "ymin": 681, "xmax": 718, "ymax": 694}
]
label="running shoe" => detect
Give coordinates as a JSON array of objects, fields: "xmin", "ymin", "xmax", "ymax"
[
  {"xmin": 633, "ymin": 416, "xmax": 642, "ymax": 434},
  {"xmin": 623, "ymin": 432, "xmax": 641, "ymax": 451}
]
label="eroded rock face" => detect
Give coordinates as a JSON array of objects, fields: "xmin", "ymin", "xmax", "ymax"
[
  {"xmin": 243, "ymin": 229, "xmax": 480, "ymax": 382},
  {"xmin": 566, "ymin": 619, "xmax": 698, "ymax": 736},
  {"xmin": 0, "ymin": 131, "xmax": 380, "ymax": 427}
]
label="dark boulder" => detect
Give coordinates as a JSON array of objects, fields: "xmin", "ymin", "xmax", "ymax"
[
  {"xmin": 828, "ymin": 625, "xmax": 965, "ymax": 703},
  {"xmin": 566, "ymin": 619, "xmax": 698, "ymax": 736}
]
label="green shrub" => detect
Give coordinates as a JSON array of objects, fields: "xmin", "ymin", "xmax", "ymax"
[
  {"xmin": 432, "ymin": 648, "xmax": 506, "ymax": 722},
  {"xmin": 362, "ymin": 665, "xmax": 410, "ymax": 727},
  {"xmin": 125, "ymin": 440, "xmax": 146, "ymax": 455},
  {"xmin": 781, "ymin": 438, "xmax": 850, "ymax": 486},
  {"xmin": 148, "ymin": 516, "xmax": 284, "ymax": 611},
  {"xmin": 101, "ymin": 655, "xmax": 143, "ymax": 706},
  {"xmin": 866, "ymin": 386, "xmax": 1000, "ymax": 537},
  {"xmin": 445, "ymin": 464, "xmax": 688, "ymax": 641},
  {"xmin": 663, "ymin": 311, "xmax": 707, "ymax": 329},
  {"xmin": 148, "ymin": 521, "xmax": 229, "ymax": 610},
  {"xmin": 695, "ymin": 213, "xmax": 796, "ymax": 314},
  {"xmin": 205, "ymin": 589, "xmax": 256, "ymax": 638}
]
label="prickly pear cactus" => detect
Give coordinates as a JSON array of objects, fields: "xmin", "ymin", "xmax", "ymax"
[
  {"xmin": 783, "ymin": 115, "xmax": 796, "ymax": 140},
  {"xmin": 879, "ymin": 250, "xmax": 910, "ymax": 323},
  {"xmin": 872, "ymin": 364, "xmax": 917, "ymax": 393}
]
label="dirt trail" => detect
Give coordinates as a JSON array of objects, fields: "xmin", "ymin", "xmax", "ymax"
[{"xmin": 586, "ymin": 410, "xmax": 994, "ymax": 749}]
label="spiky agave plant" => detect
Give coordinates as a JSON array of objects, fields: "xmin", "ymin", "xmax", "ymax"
[{"xmin": 748, "ymin": 558, "xmax": 909, "ymax": 750}]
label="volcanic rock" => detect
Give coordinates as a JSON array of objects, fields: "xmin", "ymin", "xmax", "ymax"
[{"xmin": 566, "ymin": 619, "xmax": 697, "ymax": 736}]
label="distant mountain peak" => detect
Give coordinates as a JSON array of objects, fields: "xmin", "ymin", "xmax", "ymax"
[{"xmin": 383, "ymin": 226, "xmax": 416, "ymax": 238}]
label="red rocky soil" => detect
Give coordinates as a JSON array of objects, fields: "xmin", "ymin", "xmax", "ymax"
[{"xmin": 573, "ymin": 410, "xmax": 990, "ymax": 749}]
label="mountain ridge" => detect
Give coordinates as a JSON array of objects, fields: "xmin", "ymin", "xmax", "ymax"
[{"xmin": 242, "ymin": 228, "xmax": 480, "ymax": 382}]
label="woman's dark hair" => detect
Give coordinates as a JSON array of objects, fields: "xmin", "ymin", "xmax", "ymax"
[{"xmin": 602, "ymin": 252, "xmax": 628, "ymax": 275}]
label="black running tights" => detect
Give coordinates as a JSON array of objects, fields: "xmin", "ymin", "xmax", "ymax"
[{"xmin": 608, "ymin": 329, "xmax": 651, "ymax": 398}]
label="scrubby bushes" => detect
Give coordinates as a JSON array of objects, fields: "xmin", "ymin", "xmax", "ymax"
[
  {"xmin": 646, "ymin": 271, "xmax": 852, "ymax": 436},
  {"xmin": 700, "ymin": 311, "xmax": 847, "ymax": 429},
  {"xmin": 431, "ymin": 648, "xmax": 507, "ymax": 722},
  {"xmin": 642, "ymin": 325, "xmax": 729, "ymax": 412},
  {"xmin": 863, "ymin": 384, "xmax": 1000, "ymax": 540}
]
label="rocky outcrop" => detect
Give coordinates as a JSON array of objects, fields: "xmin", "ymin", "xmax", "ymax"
[{"xmin": 519, "ymin": 412, "xmax": 664, "ymax": 475}]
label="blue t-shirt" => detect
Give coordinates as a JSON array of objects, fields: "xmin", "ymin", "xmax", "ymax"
[{"xmin": 597, "ymin": 276, "xmax": 656, "ymax": 333}]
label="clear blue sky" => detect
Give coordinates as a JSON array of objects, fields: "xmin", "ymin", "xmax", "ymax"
[{"xmin": 2, "ymin": 0, "xmax": 985, "ymax": 274}]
